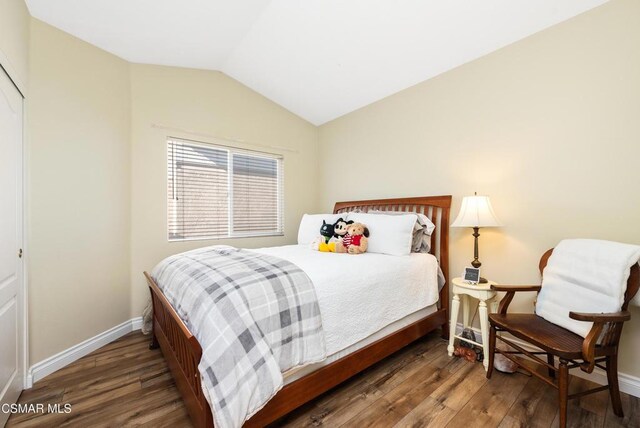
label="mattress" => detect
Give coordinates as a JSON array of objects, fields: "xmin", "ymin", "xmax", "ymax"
[
  {"xmin": 251, "ymin": 244, "xmax": 440, "ymax": 365},
  {"xmin": 283, "ymin": 304, "xmax": 438, "ymax": 384}
]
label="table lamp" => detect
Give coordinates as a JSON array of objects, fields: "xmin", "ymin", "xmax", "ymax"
[{"xmin": 451, "ymin": 193, "xmax": 501, "ymax": 283}]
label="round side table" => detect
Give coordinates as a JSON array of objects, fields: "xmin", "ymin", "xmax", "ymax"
[{"xmin": 447, "ymin": 277, "xmax": 499, "ymax": 371}]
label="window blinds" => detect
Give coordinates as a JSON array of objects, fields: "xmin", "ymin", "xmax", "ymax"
[{"xmin": 167, "ymin": 138, "xmax": 283, "ymax": 241}]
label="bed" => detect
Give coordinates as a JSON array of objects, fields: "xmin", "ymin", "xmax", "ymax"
[{"xmin": 144, "ymin": 195, "xmax": 451, "ymax": 427}]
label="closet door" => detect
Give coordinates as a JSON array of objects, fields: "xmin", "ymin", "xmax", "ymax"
[{"xmin": 0, "ymin": 66, "xmax": 24, "ymax": 426}]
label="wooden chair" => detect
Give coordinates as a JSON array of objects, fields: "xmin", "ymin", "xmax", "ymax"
[{"xmin": 486, "ymin": 248, "xmax": 640, "ymax": 428}]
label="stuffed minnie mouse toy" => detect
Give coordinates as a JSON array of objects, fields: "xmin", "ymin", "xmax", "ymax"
[{"xmin": 332, "ymin": 218, "xmax": 353, "ymax": 241}]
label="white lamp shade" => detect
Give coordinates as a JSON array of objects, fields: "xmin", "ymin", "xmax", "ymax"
[{"xmin": 451, "ymin": 195, "xmax": 502, "ymax": 228}]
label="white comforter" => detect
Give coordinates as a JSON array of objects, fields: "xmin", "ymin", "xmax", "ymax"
[{"xmin": 252, "ymin": 245, "xmax": 440, "ymax": 356}]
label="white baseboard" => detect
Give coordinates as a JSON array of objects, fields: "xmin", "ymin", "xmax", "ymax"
[
  {"xmin": 131, "ymin": 316, "xmax": 143, "ymax": 331},
  {"xmin": 24, "ymin": 316, "xmax": 640, "ymax": 399},
  {"xmin": 26, "ymin": 317, "xmax": 143, "ymax": 388},
  {"xmin": 451, "ymin": 321, "xmax": 640, "ymax": 398},
  {"xmin": 570, "ymin": 367, "xmax": 640, "ymax": 399}
]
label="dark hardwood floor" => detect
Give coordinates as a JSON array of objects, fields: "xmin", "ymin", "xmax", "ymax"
[{"xmin": 7, "ymin": 331, "xmax": 638, "ymax": 427}]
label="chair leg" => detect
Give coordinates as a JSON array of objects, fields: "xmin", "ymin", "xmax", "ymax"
[
  {"xmin": 486, "ymin": 325, "xmax": 496, "ymax": 379},
  {"xmin": 558, "ymin": 359, "xmax": 569, "ymax": 428},
  {"xmin": 547, "ymin": 353, "xmax": 555, "ymax": 379},
  {"xmin": 606, "ymin": 355, "xmax": 624, "ymax": 417}
]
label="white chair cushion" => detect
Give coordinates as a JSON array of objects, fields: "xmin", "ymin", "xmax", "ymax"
[{"xmin": 535, "ymin": 239, "xmax": 640, "ymax": 337}]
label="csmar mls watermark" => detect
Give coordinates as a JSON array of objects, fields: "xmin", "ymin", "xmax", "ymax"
[{"xmin": 2, "ymin": 403, "xmax": 72, "ymax": 414}]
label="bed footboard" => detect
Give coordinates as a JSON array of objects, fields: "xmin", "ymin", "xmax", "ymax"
[{"xmin": 145, "ymin": 272, "xmax": 213, "ymax": 428}]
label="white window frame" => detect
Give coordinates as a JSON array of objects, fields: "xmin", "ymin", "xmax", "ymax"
[{"xmin": 167, "ymin": 137, "xmax": 284, "ymax": 242}]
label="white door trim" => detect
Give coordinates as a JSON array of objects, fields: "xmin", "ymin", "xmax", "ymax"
[{"xmin": 20, "ymin": 88, "xmax": 29, "ymax": 389}]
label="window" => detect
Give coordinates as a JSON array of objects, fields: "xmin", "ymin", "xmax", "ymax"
[{"xmin": 167, "ymin": 138, "xmax": 283, "ymax": 241}]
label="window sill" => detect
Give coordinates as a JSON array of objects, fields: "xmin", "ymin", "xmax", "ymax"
[{"xmin": 168, "ymin": 232, "xmax": 285, "ymax": 243}]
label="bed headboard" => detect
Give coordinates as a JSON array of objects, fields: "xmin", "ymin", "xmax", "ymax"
[{"xmin": 334, "ymin": 195, "xmax": 452, "ymax": 308}]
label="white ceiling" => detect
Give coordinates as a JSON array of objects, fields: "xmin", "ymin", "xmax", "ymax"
[{"xmin": 26, "ymin": 0, "xmax": 608, "ymax": 125}]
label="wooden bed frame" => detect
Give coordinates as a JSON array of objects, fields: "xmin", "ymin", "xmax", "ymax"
[{"xmin": 144, "ymin": 195, "xmax": 451, "ymax": 427}]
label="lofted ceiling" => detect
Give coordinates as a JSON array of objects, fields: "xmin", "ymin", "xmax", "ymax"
[{"xmin": 25, "ymin": 0, "xmax": 608, "ymax": 125}]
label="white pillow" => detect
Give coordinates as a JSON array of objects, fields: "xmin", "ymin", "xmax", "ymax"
[
  {"xmin": 369, "ymin": 210, "xmax": 436, "ymax": 253},
  {"xmin": 347, "ymin": 212, "xmax": 417, "ymax": 256},
  {"xmin": 297, "ymin": 213, "xmax": 343, "ymax": 245}
]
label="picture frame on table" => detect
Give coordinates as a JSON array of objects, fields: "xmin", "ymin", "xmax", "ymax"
[{"xmin": 463, "ymin": 267, "xmax": 481, "ymax": 284}]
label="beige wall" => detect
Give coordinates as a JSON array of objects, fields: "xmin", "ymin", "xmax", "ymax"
[
  {"xmin": 24, "ymin": 22, "xmax": 318, "ymax": 365},
  {"xmin": 129, "ymin": 64, "xmax": 318, "ymax": 316},
  {"xmin": 0, "ymin": 0, "xmax": 29, "ymax": 90},
  {"xmin": 21, "ymin": 0, "xmax": 640, "ymax": 384},
  {"xmin": 28, "ymin": 20, "xmax": 131, "ymax": 363},
  {"xmin": 318, "ymin": 0, "xmax": 640, "ymax": 376}
]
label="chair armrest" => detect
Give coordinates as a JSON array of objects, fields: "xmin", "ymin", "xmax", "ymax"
[
  {"xmin": 492, "ymin": 285, "xmax": 541, "ymax": 314},
  {"xmin": 491, "ymin": 285, "xmax": 541, "ymax": 292},
  {"xmin": 574, "ymin": 311, "xmax": 631, "ymax": 374},
  {"xmin": 570, "ymin": 311, "xmax": 631, "ymax": 323}
]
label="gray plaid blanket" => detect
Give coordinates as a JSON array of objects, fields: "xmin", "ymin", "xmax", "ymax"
[{"xmin": 151, "ymin": 246, "xmax": 326, "ymax": 428}]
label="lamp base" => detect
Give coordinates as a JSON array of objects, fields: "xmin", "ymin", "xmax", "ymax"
[{"xmin": 478, "ymin": 277, "xmax": 488, "ymax": 284}]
